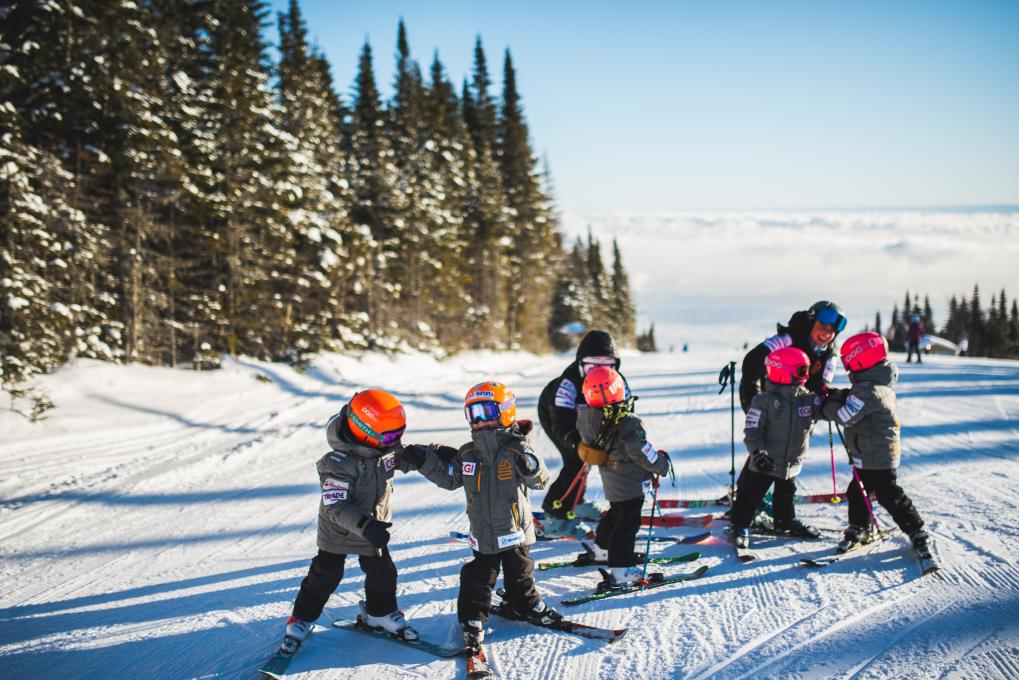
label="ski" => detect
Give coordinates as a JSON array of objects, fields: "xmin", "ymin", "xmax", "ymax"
[
  {"xmin": 538, "ymin": 549, "xmax": 700, "ymax": 571},
  {"xmin": 800, "ymin": 536, "xmax": 890, "ymax": 567},
  {"xmin": 465, "ymin": 646, "xmax": 493, "ymax": 679},
  {"xmin": 332, "ymin": 619, "xmax": 466, "ymax": 658},
  {"xmin": 490, "ymin": 592, "xmax": 626, "ymax": 642},
  {"xmin": 641, "ymin": 513, "xmax": 716, "ymax": 528},
  {"xmin": 735, "ymin": 546, "xmax": 759, "ymax": 563},
  {"xmin": 259, "ymin": 624, "xmax": 327, "ymax": 678},
  {"xmin": 560, "ymin": 564, "xmax": 710, "ymax": 606},
  {"xmin": 655, "ymin": 492, "xmax": 844, "ymax": 508}
]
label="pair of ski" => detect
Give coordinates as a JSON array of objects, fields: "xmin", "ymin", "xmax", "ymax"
[
  {"xmin": 800, "ymin": 532, "xmax": 940, "ymax": 576},
  {"xmin": 449, "ymin": 529, "xmax": 711, "ymax": 546},
  {"xmin": 655, "ymin": 491, "xmax": 845, "ymax": 508},
  {"xmin": 537, "ymin": 538, "xmax": 706, "ymax": 571}
]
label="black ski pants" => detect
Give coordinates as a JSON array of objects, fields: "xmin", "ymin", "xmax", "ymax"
[
  {"xmin": 291, "ymin": 548, "xmax": 398, "ymax": 622},
  {"xmin": 458, "ymin": 545, "xmax": 539, "ymax": 625},
  {"xmin": 539, "ymin": 436, "xmax": 587, "ymax": 518},
  {"xmin": 907, "ymin": 340, "xmax": 922, "ymax": 363},
  {"xmin": 594, "ymin": 496, "xmax": 644, "ymax": 567},
  {"xmin": 729, "ymin": 459, "xmax": 798, "ymax": 528},
  {"xmin": 847, "ymin": 468, "xmax": 924, "ymax": 536}
]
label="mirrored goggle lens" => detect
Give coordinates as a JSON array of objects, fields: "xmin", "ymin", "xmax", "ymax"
[
  {"xmin": 465, "ymin": 402, "xmax": 502, "ymax": 424},
  {"xmin": 380, "ymin": 426, "xmax": 405, "ymax": 446},
  {"xmin": 794, "ymin": 365, "xmax": 809, "ymax": 378},
  {"xmin": 817, "ymin": 308, "xmax": 847, "ymax": 333}
]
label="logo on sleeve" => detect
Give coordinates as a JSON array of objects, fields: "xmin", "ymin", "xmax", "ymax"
[
  {"xmin": 798, "ymin": 405, "xmax": 813, "ymax": 418},
  {"xmin": 323, "ymin": 478, "xmax": 349, "ymax": 491},
  {"xmin": 642, "ymin": 479, "xmax": 653, "ymax": 494},
  {"xmin": 745, "ymin": 408, "xmax": 762, "ymax": 429},
  {"xmin": 554, "ymin": 379, "xmax": 578, "ymax": 408},
  {"xmin": 763, "ymin": 334, "xmax": 792, "ymax": 352},
  {"xmin": 462, "ymin": 461, "xmax": 477, "ymax": 476},
  {"xmin": 641, "ymin": 442, "xmax": 659, "ymax": 463},
  {"xmin": 837, "ymin": 395, "xmax": 865, "ymax": 424},
  {"xmin": 382, "ymin": 454, "xmax": 397, "ymax": 472}
]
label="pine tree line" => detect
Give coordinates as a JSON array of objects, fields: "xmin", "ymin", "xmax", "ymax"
[
  {"xmin": 1, "ymin": 1, "xmax": 638, "ymax": 410},
  {"xmin": 869, "ymin": 286, "xmax": 1019, "ymax": 359}
]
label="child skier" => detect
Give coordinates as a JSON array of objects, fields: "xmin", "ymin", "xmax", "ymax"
[
  {"xmin": 819, "ymin": 332, "xmax": 933, "ymax": 561},
  {"xmin": 279, "ymin": 389, "xmax": 435, "ymax": 653},
  {"xmin": 729, "ymin": 346, "xmax": 821, "ymax": 554},
  {"xmin": 401, "ymin": 381, "xmax": 559, "ymax": 653},
  {"xmin": 575, "ymin": 366, "xmax": 672, "ymax": 591}
]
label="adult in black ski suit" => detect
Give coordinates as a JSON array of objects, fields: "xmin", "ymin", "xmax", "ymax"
[
  {"xmin": 738, "ymin": 301, "xmax": 846, "ymax": 414},
  {"xmin": 537, "ymin": 330, "xmax": 629, "ymax": 520}
]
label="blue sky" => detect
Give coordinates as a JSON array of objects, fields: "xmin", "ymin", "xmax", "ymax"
[{"xmin": 267, "ymin": 1, "xmax": 1019, "ymax": 214}]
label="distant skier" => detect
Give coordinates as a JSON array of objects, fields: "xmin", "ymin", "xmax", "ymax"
[
  {"xmin": 739, "ymin": 301, "xmax": 847, "ymax": 413},
  {"xmin": 730, "ymin": 347, "xmax": 821, "ymax": 554},
  {"xmin": 537, "ymin": 330, "xmax": 629, "ymax": 537},
  {"xmin": 401, "ymin": 381, "xmax": 561, "ymax": 653},
  {"xmin": 575, "ymin": 366, "xmax": 672, "ymax": 591},
  {"xmin": 819, "ymin": 333, "xmax": 933, "ymax": 562},
  {"xmin": 279, "ymin": 389, "xmax": 450, "ymax": 653},
  {"xmin": 906, "ymin": 315, "xmax": 925, "ymax": 363}
]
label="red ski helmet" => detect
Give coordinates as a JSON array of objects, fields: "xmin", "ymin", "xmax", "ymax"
[
  {"xmin": 840, "ymin": 332, "xmax": 888, "ymax": 372},
  {"xmin": 582, "ymin": 366, "xmax": 626, "ymax": 407},
  {"xmin": 765, "ymin": 347, "xmax": 811, "ymax": 386},
  {"xmin": 346, "ymin": 389, "xmax": 406, "ymax": 448}
]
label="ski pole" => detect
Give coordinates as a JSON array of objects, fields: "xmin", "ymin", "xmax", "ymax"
[
  {"xmin": 564, "ymin": 465, "xmax": 590, "ymax": 519},
  {"xmin": 828, "ymin": 422, "xmax": 841, "ymax": 503},
  {"xmin": 640, "ymin": 477, "xmax": 660, "ymax": 586},
  {"xmin": 835, "ymin": 423, "xmax": 885, "ymax": 540},
  {"xmin": 718, "ymin": 361, "xmax": 737, "ymax": 503},
  {"xmin": 552, "ymin": 463, "xmax": 589, "ymax": 516}
]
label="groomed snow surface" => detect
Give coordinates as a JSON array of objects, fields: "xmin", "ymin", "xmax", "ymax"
[{"xmin": 2, "ymin": 349, "xmax": 1019, "ymax": 679}]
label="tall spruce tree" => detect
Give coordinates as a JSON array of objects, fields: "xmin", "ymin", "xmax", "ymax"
[{"xmin": 609, "ymin": 240, "xmax": 636, "ymax": 345}]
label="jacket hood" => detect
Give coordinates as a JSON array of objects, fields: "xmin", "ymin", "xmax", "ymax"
[
  {"xmin": 575, "ymin": 330, "xmax": 619, "ymax": 365},
  {"xmin": 851, "ymin": 360, "xmax": 897, "ymax": 387},
  {"xmin": 470, "ymin": 421, "xmax": 529, "ymax": 456},
  {"xmin": 326, "ymin": 406, "xmax": 388, "ymax": 459}
]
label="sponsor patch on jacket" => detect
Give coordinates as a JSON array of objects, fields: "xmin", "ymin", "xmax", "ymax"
[
  {"xmin": 798, "ymin": 405, "xmax": 813, "ymax": 417},
  {"xmin": 642, "ymin": 479, "xmax": 653, "ymax": 494},
  {"xmin": 462, "ymin": 461, "xmax": 477, "ymax": 476},
  {"xmin": 322, "ymin": 486, "xmax": 348, "ymax": 505},
  {"xmin": 837, "ymin": 395, "xmax": 865, "ymax": 423},
  {"xmin": 468, "ymin": 533, "xmax": 479, "ymax": 551},
  {"xmin": 554, "ymin": 379, "xmax": 578, "ymax": 408},
  {"xmin": 642, "ymin": 442, "xmax": 659, "ymax": 463},
  {"xmin": 745, "ymin": 408, "xmax": 762, "ymax": 428},
  {"xmin": 382, "ymin": 454, "xmax": 396, "ymax": 472},
  {"xmin": 497, "ymin": 458, "xmax": 513, "ymax": 481},
  {"xmin": 323, "ymin": 478, "xmax": 349, "ymax": 491},
  {"xmin": 328, "ymin": 452, "xmax": 346, "ymax": 463},
  {"xmin": 497, "ymin": 531, "xmax": 525, "ymax": 549},
  {"xmin": 763, "ymin": 334, "xmax": 792, "ymax": 352}
]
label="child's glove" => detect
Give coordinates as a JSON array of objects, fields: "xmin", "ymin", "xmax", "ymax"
[
  {"xmin": 399, "ymin": 444, "xmax": 429, "ymax": 469},
  {"xmin": 515, "ymin": 451, "xmax": 541, "ymax": 475},
  {"xmin": 360, "ymin": 519, "xmax": 393, "ymax": 548},
  {"xmin": 435, "ymin": 445, "xmax": 459, "ymax": 462},
  {"xmin": 752, "ymin": 450, "xmax": 776, "ymax": 474}
]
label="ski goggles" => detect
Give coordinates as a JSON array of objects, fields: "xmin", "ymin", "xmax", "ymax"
[
  {"xmin": 815, "ymin": 307, "xmax": 847, "ymax": 333},
  {"xmin": 580, "ymin": 355, "xmax": 616, "ymax": 375},
  {"xmin": 348, "ymin": 410, "xmax": 405, "ymax": 446},
  {"xmin": 464, "ymin": 399, "xmax": 513, "ymax": 425}
]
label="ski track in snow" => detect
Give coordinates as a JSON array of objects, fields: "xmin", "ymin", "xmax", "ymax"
[{"xmin": 2, "ymin": 350, "xmax": 1019, "ymax": 679}]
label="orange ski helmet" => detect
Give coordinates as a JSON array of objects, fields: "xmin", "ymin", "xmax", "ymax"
[
  {"xmin": 346, "ymin": 389, "xmax": 406, "ymax": 447},
  {"xmin": 464, "ymin": 381, "xmax": 517, "ymax": 429},
  {"xmin": 582, "ymin": 366, "xmax": 626, "ymax": 407}
]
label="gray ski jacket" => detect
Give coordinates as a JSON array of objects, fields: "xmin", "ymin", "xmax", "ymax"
[
  {"xmin": 415, "ymin": 421, "xmax": 549, "ymax": 555},
  {"xmin": 743, "ymin": 381, "xmax": 817, "ymax": 480},
  {"xmin": 576, "ymin": 406, "xmax": 669, "ymax": 502},
  {"xmin": 315, "ymin": 408, "xmax": 412, "ymax": 556},
  {"xmin": 820, "ymin": 361, "xmax": 901, "ymax": 470}
]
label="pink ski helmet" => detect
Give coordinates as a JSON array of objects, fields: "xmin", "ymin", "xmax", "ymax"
[
  {"xmin": 765, "ymin": 347, "xmax": 811, "ymax": 386},
  {"xmin": 582, "ymin": 366, "xmax": 626, "ymax": 407},
  {"xmin": 840, "ymin": 332, "xmax": 888, "ymax": 372}
]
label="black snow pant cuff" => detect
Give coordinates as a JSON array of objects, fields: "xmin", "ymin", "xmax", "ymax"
[
  {"xmin": 847, "ymin": 468, "xmax": 924, "ymax": 536},
  {"xmin": 594, "ymin": 496, "xmax": 644, "ymax": 567},
  {"xmin": 457, "ymin": 546, "xmax": 538, "ymax": 625}
]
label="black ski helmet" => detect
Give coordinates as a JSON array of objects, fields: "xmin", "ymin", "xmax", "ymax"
[{"xmin": 808, "ymin": 300, "xmax": 847, "ymax": 334}]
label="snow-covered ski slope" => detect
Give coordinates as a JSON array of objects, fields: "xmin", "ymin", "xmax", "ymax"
[{"xmin": 2, "ymin": 349, "xmax": 1018, "ymax": 679}]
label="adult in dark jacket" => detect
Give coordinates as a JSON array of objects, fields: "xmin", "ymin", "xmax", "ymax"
[
  {"xmin": 537, "ymin": 330, "xmax": 629, "ymax": 537},
  {"xmin": 906, "ymin": 315, "xmax": 925, "ymax": 363},
  {"xmin": 739, "ymin": 301, "xmax": 847, "ymax": 413}
]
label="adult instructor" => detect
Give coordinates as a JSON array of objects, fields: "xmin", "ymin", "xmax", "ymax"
[{"xmin": 537, "ymin": 330, "xmax": 628, "ymax": 538}]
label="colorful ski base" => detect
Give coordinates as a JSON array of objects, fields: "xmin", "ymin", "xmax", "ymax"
[
  {"xmin": 656, "ymin": 492, "xmax": 845, "ymax": 508},
  {"xmin": 466, "ymin": 646, "xmax": 493, "ymax": 679},
  {"xmin": 641, "ymin": 514, "xmax": 715, "ymax": 528},
  {"xmin": 538, "ymin": 550, "xmax": 700, "ymax": 571},
  {"xmin": 560, "ymin": 564, "xmax": 710, "ymax": 606},
  {"xmin": 489, "ymin": 603, "xmax": 627, "ymax": 643},
  {"xmin": 332, "ymin": 619, "xmax": 467, "ymax": 658}
]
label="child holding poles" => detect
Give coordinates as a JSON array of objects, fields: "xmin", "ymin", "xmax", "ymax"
[
  {"xmin": 729, "ymin": 347, "xmax": 822, "ymax": 556},
  {"xmin": 819, "ymin": 332, "xmax": 934, "ymax": 567},
  {"xmin": 574, "ymin": 366, "xmax": 673, "ymax": 591}
]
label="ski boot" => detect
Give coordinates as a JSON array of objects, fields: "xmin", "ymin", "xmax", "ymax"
[
  {"xmin": 733, "ymin": 526, "xmax": 751, "ymax": 550},
  {"xmin": 280, "ymin": 616, "xmax": 312, "ymax": 654},
  {"xmin": 595, "ymin": 565, "xmax": 662, "ymax": 593},
  {"xmin": 524, "ymin": 599, "xmax": 564, "ymax": 626},
  {"xmin": 356, "ymin": 601, "xmax": 420, "ymax": 641},
  {"xmin": 571, "ymin": 500, "xmax": 608, "ymax": 521},
  {"xmin": 909, "ymin": 530, "xmax": 932, "ymax": 558},
  {"xmin": 575, "ymin": 541, "xmax": 643, "ymax": 566},
  {"xmin": 773, "ymin": 518, "xmax": 822, "ymax": 539},
  {"xmin": 461, "ymin": 619, "xmax": 485, "ymax": 653},
  {"xmin": 836, "ymin": 525, "xmax": 872, "ymax": 554},
  {"xmin": 539, "ymin": 516, "xmax": 592, "ymax": 539}
]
